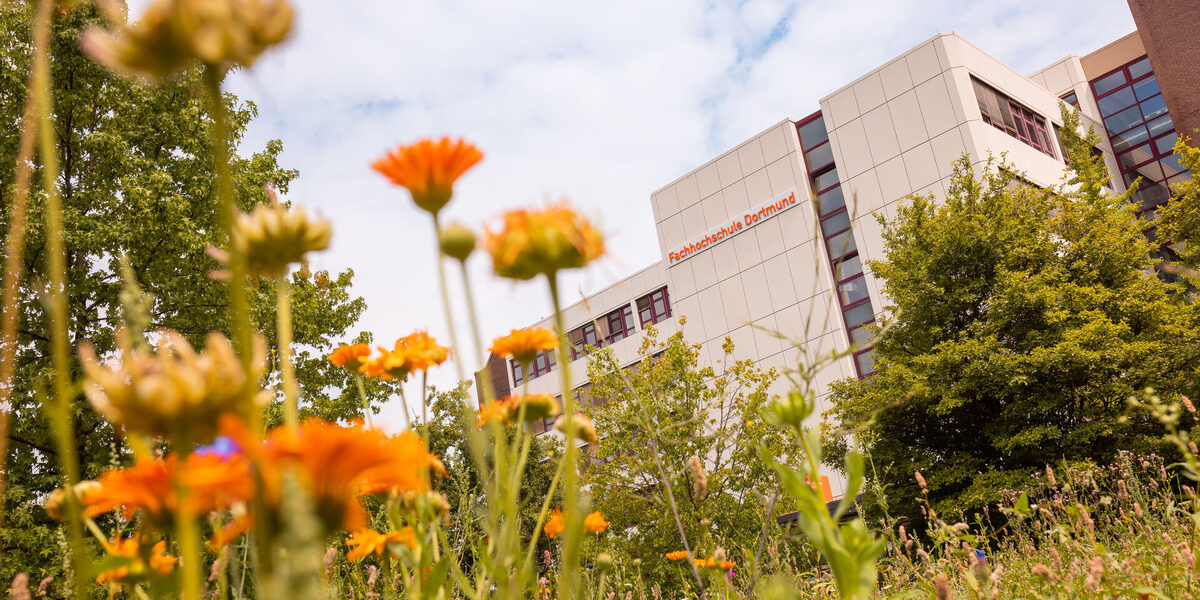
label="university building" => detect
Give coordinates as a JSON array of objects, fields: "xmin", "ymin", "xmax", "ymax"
[{"xmin": 476, "ymin": 5, "xmax": 1196, "ymax": 499}]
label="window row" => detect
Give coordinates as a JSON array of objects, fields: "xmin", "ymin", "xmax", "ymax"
[
  {"xmin": 797, "ymin": 112, "xmax": 878, "ymax": 378},
  {"xmin": 510, "ymin": 287, "xmax": 672, "ymax": 385},
  {"xmin": 972, "ymin": 77, "xmax": 1056, "ymax": 157}
]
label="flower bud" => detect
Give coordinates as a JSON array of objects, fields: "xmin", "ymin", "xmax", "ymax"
[
  {"xmin": 555, "ymin": 412, "xmax": 598, "ymax": 445},
  {"xmin": 485, "ymin": 202, "xmax": 604, "ymax": 280},
  {"xmin": 765, "ymin": 391, "xmax": 812, "ymax": 430},
  {"xmin": 231, "ymin": 195, "xmax": 331, "ymax": 278},
  {"xmin": 596, "ymin": 552, "xmax": 613, "ymax": 571},
  {"xmin": 439, "ymin": 223, "xmax": 477, "ymax": 261}
]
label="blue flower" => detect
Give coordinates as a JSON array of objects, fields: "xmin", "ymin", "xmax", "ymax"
[{"xmin": 195, "ymin": 436, "xmax": 241, "ymax": 459}]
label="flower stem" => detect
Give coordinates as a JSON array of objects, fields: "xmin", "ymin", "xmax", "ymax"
[
  {"xmin": 355, "ymin": 375, "xmax": 373, "ymax": 426},
  {"xmin": 521, "ymin": 456, "xmax": 566, "ymax": 573},
  {"xmin": 29, "ymin": 1, "xmax": 86, "ymax": 597},
  {"xmin": 0, "ymin": 0, "xmax": 41, "ymax": 535},
  {"xmin": 276, "ymin": 275, "xmax": 299, "ymax": 428},
  {"xmin": 202, "ymin": 66, "xmax": 253, "ymax": 398},
  {"xmin": 431, "ymin": 216, "xmax": 465, "ymax": 385},
  {"xmin": 547, "ymin": 273, "xmax": 581, "ymax": 600},
  {"xmin": 173, "ymin": 429, "xmax": 203, "ymax": 600}
]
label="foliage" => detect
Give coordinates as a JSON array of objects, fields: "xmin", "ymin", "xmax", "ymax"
[
  {"xmin": 1158, "ymin": 136, "xmax": 1200, "ymax": 278},
  {"xmin": 582, "ymin": 326, "xmax": 787, "ymax": 588},
  {"xmin": 0, "ymin": 3, "xmax": 379, "ymax": 588},
  {"xmin": 824, "ymin": 105, "xmax": 1200, "ymax": 523}
]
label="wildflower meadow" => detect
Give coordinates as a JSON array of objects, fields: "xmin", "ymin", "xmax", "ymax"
[{"xmin": 2, "ymin": 1, "xmax": 1200, "ymax": 600}]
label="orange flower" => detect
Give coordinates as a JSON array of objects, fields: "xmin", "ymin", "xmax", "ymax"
[
  {"xmin": 371, "ymin": 137, "xmax": 483, "ymax": 215},
  {"xmin": 346, "ymin": 527, "xmax": 416, "ymax": 561},
  {"xmin": 544, "ymin": 508, "xmax": 565, "ymax": 539},
  {"xmin": 489, "ymin": 328, "xmax": 558, "ymax": 365},
  {"xmin": 328, "ymin": 343, "xmax": 371, "ymax": 372},
  {"xmin": 476, "ymin": 397, "xmax": 514, "ymax": 428},
  {"xmin": 208, "ymin": 513, "xmax": 252, "ymax": 549},
  {"xmin": 584, "ymin": 511, "xmax": 609, "ymax": 534},
  {"xmin": 485, "ymin": 202, "xmax": 605, "ymax": 280},
  {"xmin": 226, "ymin": 417, "xmax": 442, "ymax": 532},
  {"xmin": 665, "ymin": 551, "xmax": 689, "ymax": 561},
  {"xmin": 384, "ymin": 331, "xmax": 450, "ymax": 379},
  {"xmin": 95, "ymin": 537, "xmax": 177, "ymax": 585},
  {"xmin": 720, "ymin": 561, "xmax": 736, "ymax": 570},
  {"xmin": 357, "ymin": 346, "xmax": 395, "ymax": 380},
  {"xmin": 84, "ymin": 453, "xmax": 252, "ymax": 523}
]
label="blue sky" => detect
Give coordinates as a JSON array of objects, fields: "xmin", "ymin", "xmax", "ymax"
[{"xmin": 128, "ymin": 0, "xmax": 1138, "ymax": 429}]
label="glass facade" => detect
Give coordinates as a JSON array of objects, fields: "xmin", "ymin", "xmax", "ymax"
[
  {"xmin": 1090, "ymin": 55, "xmax": 1191, "ymax": 220},
  {"xmin": 796, "ymin": 112, "xmax": 877, "ymax": 378}
]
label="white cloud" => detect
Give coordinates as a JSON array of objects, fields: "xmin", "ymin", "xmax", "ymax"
[{"xmin": 127, "ymin": 0, "xmax": 1137, "ymax": 428}]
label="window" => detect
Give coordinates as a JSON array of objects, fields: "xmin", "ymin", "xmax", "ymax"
[
  {"xmin": 636, "ymin": 287, "xmax": 671, "ymax": 327},
  {"xmin": 1061, "ymin": 92, "xmax": 1078, "ymax": 107},
  {"xmin": 567, "ymin": 322, "xmax": 602, "ymax": 360},
  {"xmin": 604, "ymin": 304, "xmax": 636, "ymax": 344},
  {"xmin": 972, "ymin": 77, "xmax": 1056, "ymax": 157},
  {"xmin": 511, "ymin": 349, "xmax": 556, "ymax": 386},
  {"xmin": 1089, "ymin": 55, "xmax": 1191, "ymax": 218}
]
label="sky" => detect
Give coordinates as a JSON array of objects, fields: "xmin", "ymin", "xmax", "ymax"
[{"xmin": 129, "ymin": 0, "xmax": 1137, "ymax": 429}]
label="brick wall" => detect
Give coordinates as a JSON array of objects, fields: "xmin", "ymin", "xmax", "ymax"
[{"xmin": 1127, "ymin": 0, "xmax": 1200, "ymax": 146}]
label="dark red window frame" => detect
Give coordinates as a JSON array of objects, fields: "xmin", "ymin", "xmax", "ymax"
[
  {"xmin": 636, "ymin": 287, "xmax": 672, "ymax": 327},
  {"xmin": 605, "ymin": 304, "xmax": 636, "ymax": 344},
  {"xmin": 796, "ymin": 111, "xmax": 877, "ymax": 378},
  {"xmin": 511, "ymin": 349, "xmax": 556, "ymax": 386}
]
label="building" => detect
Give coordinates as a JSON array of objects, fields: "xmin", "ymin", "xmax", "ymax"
[{"xmin": 476, "ymin": 13, "xmax": 1194, "ymax": 499}]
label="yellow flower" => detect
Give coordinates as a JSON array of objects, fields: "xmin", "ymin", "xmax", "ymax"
[
  {"xmin": 95, "ymin": 538, "xmax": 177, "ymax": 585},
  {"xmin": 489, "ymin": 328, "xmax": 559, "ymax": 365},
  {"xmin": 227, "ymin": 195, "xmax": 332, "ymax": 278},
  {"xmin": 485, "ymin": 202, "xmax": 604, "ymax": 280},
  {"xmin": 544, "ymin": 508, "xmax": 565, "ymax": 539},
  {"xmin": 328, "ymin": 343, "xmax": 371, "ymax": 372},
  {"xmin": 371, "ymin": 137, "xmax": 483, "ymax": 215},
  {"xmin": 79, "ymin": 329, "xmax": 270, "ymax": 441},
  {"xmin": 345, "ymin": 527, "xmax": 416, "ymax": 561},
  {"xmin": 665, "ymin": 551, "xmax": 689, "ymax": 561},
  {"xmin": 583, "ymin": 510, "xmax": 609, "ymax": 534},
  {"xmin": 80, "ymin": 0, "xmax": 293, "ymax": 82}
]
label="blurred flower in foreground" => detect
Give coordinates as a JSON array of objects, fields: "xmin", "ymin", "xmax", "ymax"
[
  {"xmin": 224, "ymin": 417, "xmax": 443, "ymax": 532},
  {"xmin": 583, "ymin": 510, "xmax": 609, "ymax": 534},
  {"xmin": 476, "ymin": 394, "xmax": 560, "ymax": 428},
  {"xmin": 554, "ymin": 412, "xmax": 598, "ymax": 445},
  {"xmin": 44, "ymin": 481, "xmax": 101, "ymax": 521},
  {"xmin": 544, "ymin": 508, "xmax": 565, "ymax": 539},
  {"xmin": 79, "ymin": 329, "xmax": 270, "ymax": 442},
  {"xmin": 372, "ymin": 137, "xmax": 483, "ymax": 216},
  {"xmin": 485, "ymin": 202, "xmax": 604, "ymax": 280},
  {"xmin": 221, "ymin": 192, "xmax": 331, "ymax": 278},
  {"xmin": 694, "ymin": 557, "xmax": 736, "ymax": 570},
  {"xmin": 438, "ymin": 223, "xmax": 477, "ymax": 261},
  {"xmin": 95, "ymin": 537, "xmax": 177, "ymax": 586},
  {"xmin": 328, "ymin": 343, "xmax": 371, "ymax": 372},
  {"xmin": 345, "ymin": 527, "xmax": 416, "ymax": 561},
  {"xmin": 80, "ymin": 0, "xmax": 293, "ymax": 82},
  {"xmin": 665, "ymin": 551, "xmax": 689, "ymax": 561},
  {"xmin": 74, "ymin": 453, "xmax": 252, "ymax": 525},
  {"xmin": 489, "ymin": 328, "xmax": 558, "ymax": 365}
]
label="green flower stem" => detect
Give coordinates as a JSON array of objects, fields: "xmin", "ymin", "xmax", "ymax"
[
  {"xmin": 173, "ymin": 430, "xmax": 203, "ymax": 600},
  {"xmin": 355, "ymin": 374, "xmax": 373, "ymax": 426},
  {"xmin": 0, "ymin": 0, "xmax": 41, "ymax": 533},
  {"xmin": 276, "ymin": 275, "xmax": 299, "ymax": 428},
  {"xmin": 202, "ymin": 65, "xmax": 253, "ymax": 391},
  {"xmin": 431, "ymin": 216, "xmax": 465, "ymax": 386},
  {"xmin": 29, "ymin": 1, "xmax": 86, "ymax": 597},
  {"xmin": 546, "ymin": 273, "xmax": 581, "ymax": 600}
]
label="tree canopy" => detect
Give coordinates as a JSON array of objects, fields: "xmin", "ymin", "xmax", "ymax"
[
  {"xmin": 0, "ymin": 3, "xmax": 382, "ymax": 584},
  {"xmin": 824, "ymin": 106, "xmax": 1200, "ymax": 522}
]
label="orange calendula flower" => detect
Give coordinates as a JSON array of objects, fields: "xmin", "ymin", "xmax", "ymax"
[
  {"xmin": 476, "ymin": 397, "xmax": 513, "ymax": 428},
  {"xmin": 328, "ymin": 343, "xmax": 371, "ymax": 372},
  {"xmin": 372, "ymin": 137, "xmax": 483, "ymax": 215},
  {"xmin": 485, "ymin": 202, "xmax": 605, "ymax": 280},
  {"xmin": 584, "ymin": 510, "xmax": 609, "ymax": 534},
  {"xmin": 544, "ymin": 508, "xmax": 565, "ymax": 539},
  {"xmin": 95, "ymin": 538, "xmax": 177, "ymax": 585},
  {"xmin": 665, "ymin": 551, "xmax": 689, "ymax": 561},
  {"xmin": 489, "ymin": 328, "xmax": 558, "ymax": 365},
  {"xmin": 720, "ymin": 561, "xmax": 736, "ymax": 570},
  {"xmin": 384, "ymin": 331, "xmax": 450, "ymax": 379},
  {"xmin": 84, "ymin": 452, "xmax": 252, "ymax": 524},
  {"xmin": 346, "ymin": 527, "xmax": 417, "ymax": 561},
  {"xmin": 224, "ymin": 417, "xmax": 442, "ymax": 533}
]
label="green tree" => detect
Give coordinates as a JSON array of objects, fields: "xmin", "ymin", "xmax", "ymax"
[
  {"xmin": 825, "ymin": 106, "xmax": 1200, "ymax": 523},
  {"xmin": 1158, "ymin": 137, "xmax": 1200, "ymax": 276},
  {"xmin": 0, "ymin": 3, "xmax": 383, "ymax": 586},
  {"xmin": 582, "ymin": 325, "xmax": 787, "ymax": 588}
]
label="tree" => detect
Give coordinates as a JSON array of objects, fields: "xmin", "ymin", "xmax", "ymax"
[
  {"xmin": 582, "ymin": 324, "xmax": 788, "ymax": 587},
  {"xmin": 1157, "ymin": 137, "xmax": 1200, "ymax": 278},
  {"xmin": 0, "ymin": 3, "xmax": 382, "ymax": 586},
  {"xmin": 824, "ymin": 106, "xmax": 1200, "ymax": 523}
]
